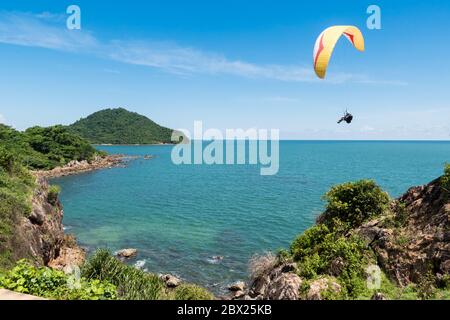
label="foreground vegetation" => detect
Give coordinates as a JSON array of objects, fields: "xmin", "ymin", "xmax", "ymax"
[
  {"xmin": 82, "ymin": 250, "xmax": 214, "ymax": 300},
  {"xmin": 271, "ymin": 168, "xmax": 450, "ymax": 300},
  {"xmin": 0, "ymin": 260, "xmax": 117, "ymax": 300},
  {"xmin": 0, "ymin": 251, "xmax": 213, "ymax": 300}
]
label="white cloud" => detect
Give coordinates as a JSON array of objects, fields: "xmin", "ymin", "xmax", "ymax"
[
  {"xmin": 0, "ymin": 11, "xmax": 406, "ymax": 85},
  {"xmin": 360, "ymin": 125, "xmax": 375, "ymax": 132},
  {"xmin": 0, "ymin": 11, "xmax": 98, "ymax": 52},
  {"xmin": 107, "ymin": 40, "xmax": 320, "ymax": 82},
  {"xmin": 0, "ymin": 113, "xmax": 5, "ymax": 124}
]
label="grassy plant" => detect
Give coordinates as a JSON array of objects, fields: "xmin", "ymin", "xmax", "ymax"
[
  {"xmin": 47, "ymin": 185, "xmax": 61, "ymax": 205},
  {"xmin": 395, "ymin": 233, "xmax": 411, "ymax": 246},
  {"xmin": 0, "ymin": 146, "xmax": 35, "ymax": 269},
  {"xmin": 441, "ymin": 163, "xmax": 450, "ymax": 194},
  {"xmin": 82, "ymin": 249, "xmax": 165, "ymax": 300},
  {"xmin": 82, "ymin": 249, "xmax": 214, "ymax": 300},
  {"xmin": 170, "ymin": 284, "xmax": 214, "ymax": 300}
]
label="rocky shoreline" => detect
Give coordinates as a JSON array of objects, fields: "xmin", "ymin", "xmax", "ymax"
[{"xmin": 32, "ymin": 155, "xmax": 131, "ymax": 178}]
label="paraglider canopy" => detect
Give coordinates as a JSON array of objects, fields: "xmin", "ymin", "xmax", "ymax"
[
  {"xmin": 313, "ymin": 26, "xmax": 365, "ymax": 79},
  {"xmin": 337, "ymin": 110, "xmax": 353, "ymax": 124}
]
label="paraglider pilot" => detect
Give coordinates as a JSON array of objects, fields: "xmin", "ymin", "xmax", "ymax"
[{"xmin": 337, "ymin": 110, "xmax": 353, "ymax": 124}]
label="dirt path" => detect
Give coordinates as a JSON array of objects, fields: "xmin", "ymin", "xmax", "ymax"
[{"xmin": 0, "ymin": 289, "xmax": 46, "ymax": 300}]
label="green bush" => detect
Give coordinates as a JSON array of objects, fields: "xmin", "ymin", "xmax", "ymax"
[
  {"xmin": 47, "ymin": 185, "xmax": 61, "ymax": 205},
  {"xmin": 24, "ymin": 125, "xmax": 99, "ymax": 169},
  {"xmin": 82, "ymin": 249, "xmax": 165, "ymax": 300},
  {"xmin": 290, "ymin": 223, "xmax": 372, "ymax": 298},
  {"xmin": 291, "ymin": 224, "xmax": 330, "ymax": 261},
  {"xmin": 0, "ymin": 260, "xmax": 116, "ymax": 300},
  {"xmin": 441, "ymin": 274, "xmax": 450, "ymax": 289},
  {"xmin": 321, "ymin": 179, "xmax": 390, "ymax": 229},
  {"xmin": 442, "ymin": 163, "xmax": 450, "ymax": 193},
  {"xmin": 0, "ymin": 124, "xmax": 102, "ymax": 171},
  {"xmin": 0, "ymin": 149, "xmax": 35, "ymax": 269},
  {"xmin": 383, "ymin": 201, "xmax": 408, "ymax": 229}
]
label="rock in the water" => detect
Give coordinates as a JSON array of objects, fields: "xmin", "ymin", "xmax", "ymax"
[
  {"xmin": 116, "ymin": 248, "xmax": 137, "ymax": 259},
  {"xmin": 160, "ymin": 274, "xmax": 181, "ymax": 288},
  {"xmin": 229, "ymin": 281, "xmax": 246, "ymax": 292}
]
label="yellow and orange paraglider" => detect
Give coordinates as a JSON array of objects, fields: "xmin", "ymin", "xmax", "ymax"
[{"xmin": 313, "ymin": 26, "xmax": 365, "ymax": 79}]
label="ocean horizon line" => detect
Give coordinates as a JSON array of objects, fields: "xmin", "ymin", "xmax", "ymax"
[{"xmin": 93, "ymin": 139, "xmax": 450, "ymax": 146}]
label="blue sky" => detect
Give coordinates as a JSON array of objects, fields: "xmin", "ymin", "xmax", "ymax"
[{"xmin": 0, "ymin": 0, "xmax": 449, "ymax": 139}]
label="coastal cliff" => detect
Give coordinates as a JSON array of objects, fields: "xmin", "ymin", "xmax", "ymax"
[
  {"xmin": 241, "ymin": 174, "xmax": 450, "ymax": 300},
  {"xmin": 8, "ymin": 176, "xmax": 84, "ymax": 270},
  {"xmin": 0, "ymin": 124, "xmax": 98, "ymax": 270}
]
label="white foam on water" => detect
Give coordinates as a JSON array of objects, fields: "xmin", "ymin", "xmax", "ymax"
[
  {"xmin": 134, "ymin": 259, "xmax": 146, "ymax": 270},
  {"xmin": 206, "ymin": 258, "xmax": 219, "ymax": 264},
  {"xmin": 206, "ymin": 256, "xmax": 224, "ymax": 264}
]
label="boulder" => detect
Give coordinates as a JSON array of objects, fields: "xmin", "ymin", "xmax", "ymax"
[
  {"xmin": 160, "ymin": 274, "xmax": 181, "ymax": 288},
  {"xmin": 48, "ymin": 235, "xmax": 85, "ymax": 272},
  {"xmin": 247, "ymin": 262, "xmax": 302, "ymax": 300},
  {"xmin": 329, "ymin": 257, "xmax": 345, "ymax": 276},
  {"xmin": 266, "ymin": 273, "xmax": 302, "ymax": 300},
  {"xmin": 116, "ymin": 248, "xmax": 137, "ymax": 259},
  {"xmin": 29, "ymin": 206, "xmax": 46, "ymax": 226},
  {"xmin": 231, "ymin": 290, "xmax": 246, "ymax": 299},
  {"xmin": 371, "ymin": 292, "xmax": 387, "ymax": 300},
  {"xmin": 306, "ymin": 277, "xmax": 341, "ymax": 300},
  {"xmin": 229, "ymin": 281, "xmax": 246, "ymax": 292}
]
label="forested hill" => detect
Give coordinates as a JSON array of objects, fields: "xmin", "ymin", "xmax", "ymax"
[{"xmin": 68, "ymin": 108, "xmax": 175, "ymax": 144}]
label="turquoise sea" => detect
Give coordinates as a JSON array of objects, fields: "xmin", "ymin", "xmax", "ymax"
[{"xmin": 53, "ymin": 141, "xmax": 450, "ymax": 293}]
